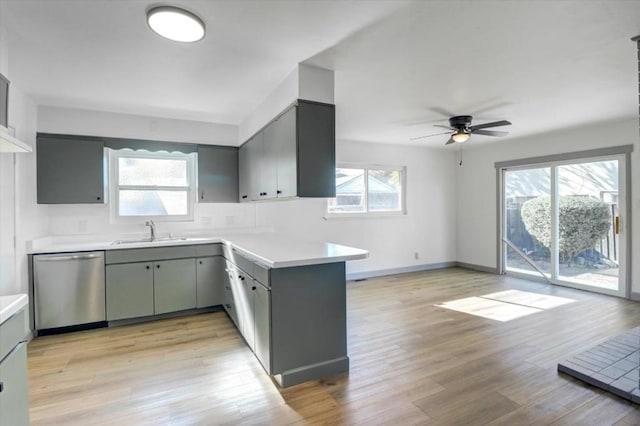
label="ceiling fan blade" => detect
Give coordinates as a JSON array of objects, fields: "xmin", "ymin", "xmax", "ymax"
[
  {"xmin": 410, "ymin": 131, "xmax": 452, "ymax": 141},
  {"xmin": 433, "ymin": 124, "xmax": 453, "ymax": 130},
  {"xmin": 472, "ymin": 129, "xmax": 509, "ymax": 137},
  {"xmin": 445, "ymin": 136, "xmax": 456, "ymax": 145},
  {"xmin": 470, "ymin": 120, "xmax": 512, "ymax": 131}
]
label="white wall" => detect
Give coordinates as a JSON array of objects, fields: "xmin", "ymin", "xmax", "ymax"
[
  {"xmin": 0, "ymin": 153, "xmax": 16, "ymax": 294},
  {"xmin": 38, "ymin": 106, "xmax": 238, "ymax": 146},
  {"xmin": 12, "ymin": 87, "xmax": 43, "ymax": 296},
  {"xmin": 256, "ymin": 140, "xmax": 457, "ymax": 276},
  {"xmin": 0, "ymin": 0, "xmax": 43, "ymax": 296},
  {"xmin": 456, "ymin": 117, "xmax": 640, "ymax": 290}
]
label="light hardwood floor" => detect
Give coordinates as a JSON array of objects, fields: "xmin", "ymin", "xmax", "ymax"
[{"xmin": 28, "ymin": 267, "xmax": 640, "ymax": 425}]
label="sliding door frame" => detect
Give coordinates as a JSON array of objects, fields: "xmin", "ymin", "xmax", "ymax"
[{"xmin": 495, "ymin": 145, "xmax": 633, "ymax": 298}]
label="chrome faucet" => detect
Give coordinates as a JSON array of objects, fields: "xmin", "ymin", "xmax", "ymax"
[{"xmin": 145, "ymin": 220, "xmax": 157, "ymax": 241}]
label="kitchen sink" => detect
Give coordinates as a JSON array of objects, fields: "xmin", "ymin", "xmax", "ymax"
[{"xmin": 111, "ymin": 236, "xmax": 188, "ymax": 245}]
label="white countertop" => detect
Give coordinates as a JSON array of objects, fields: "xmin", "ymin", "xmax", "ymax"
[
  {"xmin": 0, "ymin": 294, "xmax": 28, "ymax": 325},
  {"xmin": 29, "ymin": 232, "xmax": 369, "ymax": 268}
]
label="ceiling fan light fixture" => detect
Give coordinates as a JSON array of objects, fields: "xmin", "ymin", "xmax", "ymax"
[
  {"xmin": 147, "ymin": 6, "xmax": 205, "ymax": 43},
  {"xmin": 452, "ymin": 131, "xmax": 470, "ymax": 143}
]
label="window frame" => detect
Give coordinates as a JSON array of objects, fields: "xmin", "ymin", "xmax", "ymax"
[
  {"xmin": 326, "ymin": 162, "xmax": 407, "ymax": 218},
  {"xmin": 108, "ymin": 148, "xmax": 197, "ymax": 223}
]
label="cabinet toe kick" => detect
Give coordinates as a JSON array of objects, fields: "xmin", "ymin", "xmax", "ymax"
[{"xmin": 273, "ymin": 356, "xmax": 349, "ymax": 388}]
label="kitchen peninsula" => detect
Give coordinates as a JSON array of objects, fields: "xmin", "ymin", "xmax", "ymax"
[{"xmin": 29, "ymin": 233, "xmax": 368, "ymax": 387}]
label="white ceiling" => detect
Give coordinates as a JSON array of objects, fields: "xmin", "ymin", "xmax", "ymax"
[{"xmin": 3, "ymin": 0, "xmax": 640, "ymax": 147}]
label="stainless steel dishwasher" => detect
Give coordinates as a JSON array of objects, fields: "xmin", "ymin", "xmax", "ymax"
[{"xmin": 33, "ymin": 251, "xmax": 106, "ymax": 331}]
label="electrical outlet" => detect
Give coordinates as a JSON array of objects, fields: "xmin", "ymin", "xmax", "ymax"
[{"xmin": 414, "ymin": 252, "xmax": 420, "ymax": 260}]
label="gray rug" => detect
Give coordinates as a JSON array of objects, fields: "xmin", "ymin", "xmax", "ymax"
[{"xmin": 558, "ymin": 327, "xmax": 640, "ymax": 402}]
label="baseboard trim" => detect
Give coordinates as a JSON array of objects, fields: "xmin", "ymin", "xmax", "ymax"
[
  {"xmin": 346, "ymin": 262, "xmax": 457, "ymax": 281},
  {"xmin": 346, "ymin": 261, "xmax": 501, "ymax": 281},
  {"xmin": 456, "ymin": 262, "xmax": 499, "ymax": 274}
]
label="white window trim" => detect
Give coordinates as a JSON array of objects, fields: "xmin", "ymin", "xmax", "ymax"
[
  {"xmin": 325, "ymin": 162, "xmax": 407, "ymax": 218},
  {"xmin": 107, "ymin": 148, "xmax": 197, "ymax": 223}
]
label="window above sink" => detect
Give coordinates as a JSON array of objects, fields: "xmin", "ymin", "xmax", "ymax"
[{"xmin": 108, "ymin": 149, "xmax": 197, "ymax": 223}]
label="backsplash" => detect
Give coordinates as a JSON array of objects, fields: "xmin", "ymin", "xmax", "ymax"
[{"xmin": 47, "ymin": 202, "xmax": 257, "ymax": 237}]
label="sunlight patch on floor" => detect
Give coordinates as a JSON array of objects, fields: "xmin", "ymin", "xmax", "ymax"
[{"xmin": 436, "ymin": 290, "xmax": 575, "ymax": 322}]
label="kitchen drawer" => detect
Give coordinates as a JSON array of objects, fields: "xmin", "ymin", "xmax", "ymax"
[
  {"xmin": 0, "ymin": 309, "xmax": 26, "ymax": 361},
  {"xmin": 106, "ymin": 245, "xmax": 198, "ymax": 264},
  {"xmin": 223, "ymin": 299, "xmax": 238, "ymax": 328},
  {"xmin": 253, "ymin": 263, "xmax": 270, "ymax": 286},
  {"xmin": 195, "ymin": 244, "xmax": 222, "ymax": 257},
  {"xmin": 222, "ymin": 245, "xmax": 254, "ymax": 277}
]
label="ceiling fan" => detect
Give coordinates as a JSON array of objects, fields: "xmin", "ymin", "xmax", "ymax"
[{"xmin": 411, "ymin": 115, "xmax": 512, "ymax": 145}]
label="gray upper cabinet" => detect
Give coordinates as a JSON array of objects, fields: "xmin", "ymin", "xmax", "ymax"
[
  {"xmin": 238, "ymin": 100, "xmax": 335, "ymax": 202},
  {"xmin": 238, "ymin": 143, "xmax": 251, "ymax": 202},
  {"xmin": 247, "ymin": 132, "xmax": 277, "ymax": 201},
  {"xmin": 296, "ymin": 101, "xmax": 336, "ymax": 198},
  {"xmin": 266, "ymin": 107, "xmax": 297, "ymax": 198},
  {"xmin": 197, "ymin": 145, "xmax": 238, "ymax": 203},
  {"xmin": 36, "ymin": 134, "xmax": 105, "ymax": 204}
]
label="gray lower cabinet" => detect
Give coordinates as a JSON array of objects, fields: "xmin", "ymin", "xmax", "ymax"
[
  {"xmin": 105, "ymin": 246, "xmax": 206, "ymax": 320},
  {"xmin": 36, "ymin": 133, "xmax": 105, "ymax": 204},
  {"xmin": 253, "ymin": 280, "xmax": 271, "ymax": 373},
  {"xmin": 154, "ymin": 258, "xmax": 197, "ymax": 315},
  {"xmin": 196, "ymin": 256, "xmax": 225, "ymax": 308},
  {"xmin": 0, "ymin": 342, "xmax": 29, "ymax": 426},
  {"xmin": 222, "ymin": 250, "xmax": 346, "ymax": 387},
  {"xmin": 106, "ymin": 262, "xmax": 154, "ymax": 321},
  {"xmin": 239, "ymin": 278, "xmax": 255, "ymax": 350},
  {"xmin": 223, "ymin": 254, "xmax": 271, "ymax": 373},
  {"xmin": 222, "ymin": 270, "xmax": 238, "ymax": 328},
  {"xmin": 0, "ymin": 309, "xmax": 29, "ymax": 426},
  {"xmin": 197, "ymin": 145, "xmax": 238, "ymax": 203}
]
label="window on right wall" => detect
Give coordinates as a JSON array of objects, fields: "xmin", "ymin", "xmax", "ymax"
[{"xmin": 327, "ymin": 165, "xmax": 406, "ymax": 215}]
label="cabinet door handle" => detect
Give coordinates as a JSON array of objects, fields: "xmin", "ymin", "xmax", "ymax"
[
  {"xmin": 252, "ymin": 286, "xmax": 256, "ymax": 291},
  {"xmin": 199, "ymin": 261, "xmax": 203, "ymax": 265},
  {"xmin": 277, "ymin": 190, "xmax": 282, "ymax": 194},
  {"xmin": 201, "ymin": 192, "xmax": 205, "ymax": 200},
  {"xmin": 146, "ymin": 265, "xmax": 150, "ymax": 270},
  {"xmin": 0, "ymin": 381, "xmax": 3, "ymax": 393},
  {"xmin": 156, "ymin": 264, "xmax": 160, "ymax": 269},
  {"xmin": 97, "ymin": 196, "xmax": 101, "ymax": 201},
  {"xmin": 225, "ymin": 286, "xmax": 230, "ymax": 290},
  {"xmin": 242, "ymin": 195, "xmax": 248, "ymax": 199}
]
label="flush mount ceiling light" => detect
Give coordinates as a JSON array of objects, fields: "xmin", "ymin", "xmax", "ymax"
[{"xmin": 147, "ymin": 6, "xmax": 205, "ymax": 42}]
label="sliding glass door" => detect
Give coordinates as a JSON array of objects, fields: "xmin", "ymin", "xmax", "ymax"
[{"xmin": 501, "ymin": 155, "xmax": 626, "ymax": 297}]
